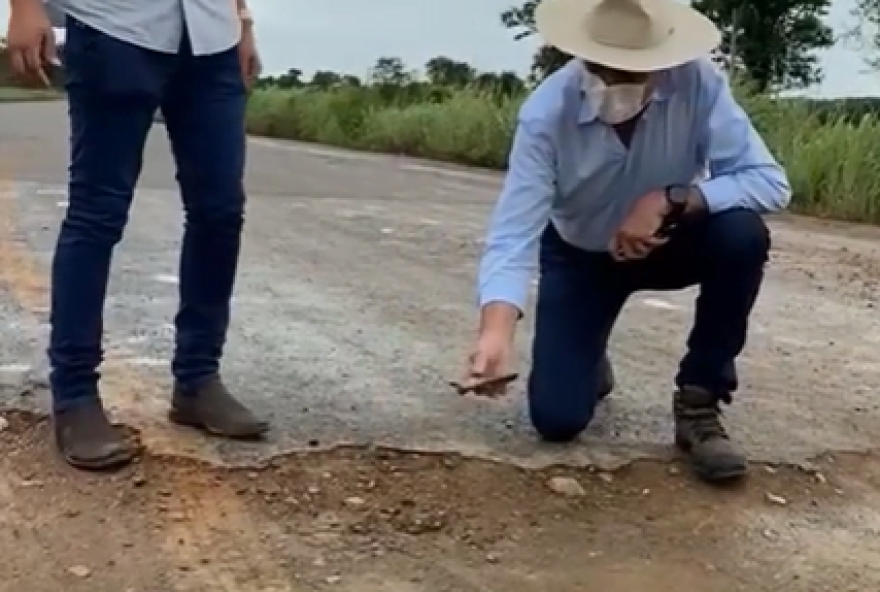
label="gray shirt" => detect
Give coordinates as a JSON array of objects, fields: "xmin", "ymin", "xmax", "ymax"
[{"xmin": 50, "ymin": 0, "xmax": 241, "ymax": 56}]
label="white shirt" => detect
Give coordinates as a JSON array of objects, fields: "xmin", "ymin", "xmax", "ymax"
[{"xmin": 50, "ymin": 0, "xmax": 241, "ymax": 56}]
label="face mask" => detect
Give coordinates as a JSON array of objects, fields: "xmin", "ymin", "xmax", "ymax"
[{"xmin": 584, "ymin": 73, "xmax": 649, "ymax": 125}]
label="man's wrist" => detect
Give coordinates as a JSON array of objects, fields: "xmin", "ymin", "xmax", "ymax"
[
  {"xmin": 685, "ymin": 185, "xmax": 707, "ymax": 214},
  {"xmin": 479, "ymin": 301, "xmax": 520, "ymax": 340},
  {"xmin": 664, "ymin": 184, "xmax": 706, "ymax": 217}
]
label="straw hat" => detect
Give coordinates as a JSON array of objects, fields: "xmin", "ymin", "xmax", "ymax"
[{"xmin": 535, "ymin": 0, "xmax": 721, "ymax": 72}]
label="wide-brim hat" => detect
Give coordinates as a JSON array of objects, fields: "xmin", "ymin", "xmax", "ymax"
[{"xmin": 535, "ymin": 0, "xmax": 721, "ymax": 72}]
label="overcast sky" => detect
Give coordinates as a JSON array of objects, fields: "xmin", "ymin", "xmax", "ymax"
[{"xmin": 4, "ymin": 0, "xmax": 877, "ymax": 97}]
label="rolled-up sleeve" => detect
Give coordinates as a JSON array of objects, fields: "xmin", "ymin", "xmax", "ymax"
[
  {"xmin": 477, "ymin": 119, "xmax": 555, "ymax": 312},
  {"xmin": 698, "ymin": 74, "xmax": 792, "ymax": 213}
]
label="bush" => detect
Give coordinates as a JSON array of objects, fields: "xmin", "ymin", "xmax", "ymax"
[{"xmin": 246, "ymin": 84, "xmax": 880, "ymax": 224}]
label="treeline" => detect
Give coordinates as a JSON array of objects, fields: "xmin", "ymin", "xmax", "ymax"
[
  {"xmin": 256, "ymin": 56, "xmax": 526, "ymax": 104},
  {"xmin": 256, "ymin": 54, "xmax": 880, "ymax": 123}
]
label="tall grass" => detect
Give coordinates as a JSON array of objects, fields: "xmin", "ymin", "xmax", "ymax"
[{"xmin": 246, "ymin": 84, "xmax": 880, "ymax": 224}]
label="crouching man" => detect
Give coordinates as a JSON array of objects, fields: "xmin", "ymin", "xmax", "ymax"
[{"xmin": 458, "ymin": 0, "xmax": 790, "ymax": 483}]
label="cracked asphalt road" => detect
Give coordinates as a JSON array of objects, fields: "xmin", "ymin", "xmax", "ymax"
[
  {"xmin": 0, "ymin": 101, "xmax": 879, "ymax": 469},
  {"xmin": 1, "ymin": 101, "xmax": 880, "ymax": 592}
]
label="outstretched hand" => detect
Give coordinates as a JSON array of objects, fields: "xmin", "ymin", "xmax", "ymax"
[{"xmin": 453, "ymin": 331, "xmax": 517, "ymax": 397}]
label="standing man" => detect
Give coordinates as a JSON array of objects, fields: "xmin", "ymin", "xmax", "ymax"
[
  {"xmin": 460, "ymin": 0, "xmax": 790, "ymax": 483},
  {"xmin": 6, "ymin": 0, "xmax": 268, "ymax": 470}
]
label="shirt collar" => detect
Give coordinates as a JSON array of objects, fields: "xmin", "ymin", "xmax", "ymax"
[{"xmin": 577, "ymin": 66, "xmax": 674, "ymax": 124}]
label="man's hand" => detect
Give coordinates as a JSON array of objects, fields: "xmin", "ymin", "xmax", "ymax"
[
  {"xmin": 238, "ymin": 23, "xmax": 261, "ymax": 88},
  {"xmin": 609, "ymin": 190, "xmax": 669, "ymax": 262},
  {"xmin": 6, "ymin": 0, "xmax": 56, "ymax": 88},
  {"xmin": 457, "ymin": 330, "xmax": 516, "ymax": 397}
]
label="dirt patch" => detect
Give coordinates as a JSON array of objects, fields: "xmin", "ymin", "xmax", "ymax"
[{"xmin": 0, "ymin": 411, "xmax": 876, "ymax": 592}]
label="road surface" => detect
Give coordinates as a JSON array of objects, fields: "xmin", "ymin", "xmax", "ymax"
[{"xmin": 0, "ymin": 101, "xmax": 878, "ymax": 591}]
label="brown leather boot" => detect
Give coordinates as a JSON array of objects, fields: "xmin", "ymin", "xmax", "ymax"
[
  {"xmin": 674, "ymin": 387, "xmax": 747, "ymax": 482},
  {"xmin": 54, "ymin": 401, "xmax": 139, "ymax": 470},
  {"xmin": 169, "ymin": 376, "xmax": 269, "ymax": 439}
]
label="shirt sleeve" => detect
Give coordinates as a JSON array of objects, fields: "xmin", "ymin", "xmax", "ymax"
[
  {"xmin": 477, "ymin": 119, "xmax": 555, "ymax": 313},
  {"xmin": 697, "ymin": 74, "xmax": 792, "ymax": 213}
]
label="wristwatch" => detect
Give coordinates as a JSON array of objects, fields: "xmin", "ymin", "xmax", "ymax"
[
  {"xmin": 664, "ymin": 184, "xmax": 690, "ymax": 219},
  {"xmin": 656, "ymin": 184, "xmax": 690, "ymax": 238}
]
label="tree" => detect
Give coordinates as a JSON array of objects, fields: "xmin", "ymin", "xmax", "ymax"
[
  {"xmin": 425, "ymin": 56, "xmax": 476, "ymax": 87},
  {"xmin": 501, "ymin": 0, "xmax": 834, "ymax": 91},
  {"xmin": 263, "ymin": 68, "xmax": 304, "ymax": 89},
  {"xmin": 369, "ymin": 57, "xmax": 412, "ymax": 85},
  {"xmin": 500, "ymin": 1, "xmax": 569, "ymax": 82},
  {"xmin": 848, "ymin": 0, "xmax": 880, "ymax": 70},
  {"xmin": 692, "ymin": 0, "xmax": 834, "ymax": 91},
  {"xmin": 309, "ymin": 70, "xmax": 343, "ymax": 89},
  {"xmin": 474, "ymin": 71, "xmax": 526, "ymax": 96}
]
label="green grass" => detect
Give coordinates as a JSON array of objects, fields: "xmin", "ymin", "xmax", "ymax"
[
  {"xmin": 0, "ymin": 87, "xmax": 63, "ymax": 102},
  {"xmin": 246, "ymin": 85, "xmax": 880, "ymax": 224}
]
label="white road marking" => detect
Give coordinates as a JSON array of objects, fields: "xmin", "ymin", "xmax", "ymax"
[
  {"xmin": 640, "ymin": 297, "xmax": 685, "ymax": 311},
  {"xmin": 0, "ymin": 363, "xmax": 31, "ymax": 373},
  {"xmin": 36, "ymin": 187, "xmax": 66, "ymax": 196},
  {"xmin": 248, "ymin": 137, "xmax": 499, "ymax": 183},
  {"xmin": 123, "ymin": 357, "xmax": 167, "ymax": 367},
  {"xmin": 772, "ymin": 335, "xmax": 814, "ymax": 348},
  {"xmin": 152, "ymin": 274, "xmax": 179, "ymax": 284},
  {"xmin": 56, "ymin": 201, "xmax": 68, "ymax": 207},
  {"xmin": 400, "ymin": 162, "xmax": 493, "ymax": 182}
]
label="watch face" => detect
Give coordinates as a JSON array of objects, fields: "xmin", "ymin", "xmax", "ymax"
[{"xmin": 668, "ymin": 186, "xmax": 689, "ymax": 206}]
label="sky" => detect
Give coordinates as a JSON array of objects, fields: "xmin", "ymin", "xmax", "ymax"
[{"xmin": 2, "ymin": 0, "xmax": 877, "ymax": 98}]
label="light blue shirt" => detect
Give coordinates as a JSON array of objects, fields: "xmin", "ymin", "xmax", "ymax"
[{"xmin": 477, "ymin": 58, "xmax": 791, "ymax": 312}]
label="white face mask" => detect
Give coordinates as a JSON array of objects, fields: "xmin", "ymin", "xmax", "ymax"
[{"xmin": 584, "ymin": 72, "xmax": 649, "ymax": 125}]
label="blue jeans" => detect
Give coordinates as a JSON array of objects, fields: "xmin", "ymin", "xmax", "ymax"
[
  {"xmin": 49, "ymin": 18, "xmax": 247, "ymax": 412},
  {"xmin": 529, "ymin": 209, "xmax": 769, "ymax": 442}
]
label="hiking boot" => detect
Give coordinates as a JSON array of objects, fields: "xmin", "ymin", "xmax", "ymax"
[
  {"xmin": 674, "ymin": 387, "xmax": 747, "ymax": 482},
  {"xmin": 54, "ymin": 401, "xmax": 140, "ymax": 470},
  {"xmin": 598, "ymin": 354, "xmax": 614, "ymax": 400},
  {"xmin": 169, "ymin": 376, "xmax": 269, "ymax": 439}
]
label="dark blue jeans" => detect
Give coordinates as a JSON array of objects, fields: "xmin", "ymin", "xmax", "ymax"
[
  {"xmin": 49, "ymin": 18, "xmax": 247, "ymax": 412},
  {"xmin": 529, "ymin": 209, "xmax": 769, "ymax": 442}
]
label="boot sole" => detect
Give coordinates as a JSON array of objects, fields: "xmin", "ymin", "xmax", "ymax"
[
  {"xmin": 58, "ymin": 442, "xmax": 140, "ymax": 471},
  {"xmin": 675, "ymin": 436, "xmax": 748, "ymax": 483},
  {"xmin": 168, "ymin": 409, "xmax": 269, "ymax": 440}
]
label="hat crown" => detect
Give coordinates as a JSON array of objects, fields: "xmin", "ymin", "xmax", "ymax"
[{"xmin": 587, "ymin": 0, "xmax": 673, "ymax": 50}]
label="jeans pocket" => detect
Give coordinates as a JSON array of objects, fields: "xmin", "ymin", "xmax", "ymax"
[
  {"xmin": 62, "ymin": 16, "xmax": 102, "ymax": 89},
  {"xmin": 63, "ymin": 16, "xmax": 165, "ymax": 101}
]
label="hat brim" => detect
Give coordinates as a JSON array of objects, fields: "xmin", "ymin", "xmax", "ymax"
[{"xmin": 535, "ymin": 0, "xmax": 721, "ymax": 72}]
